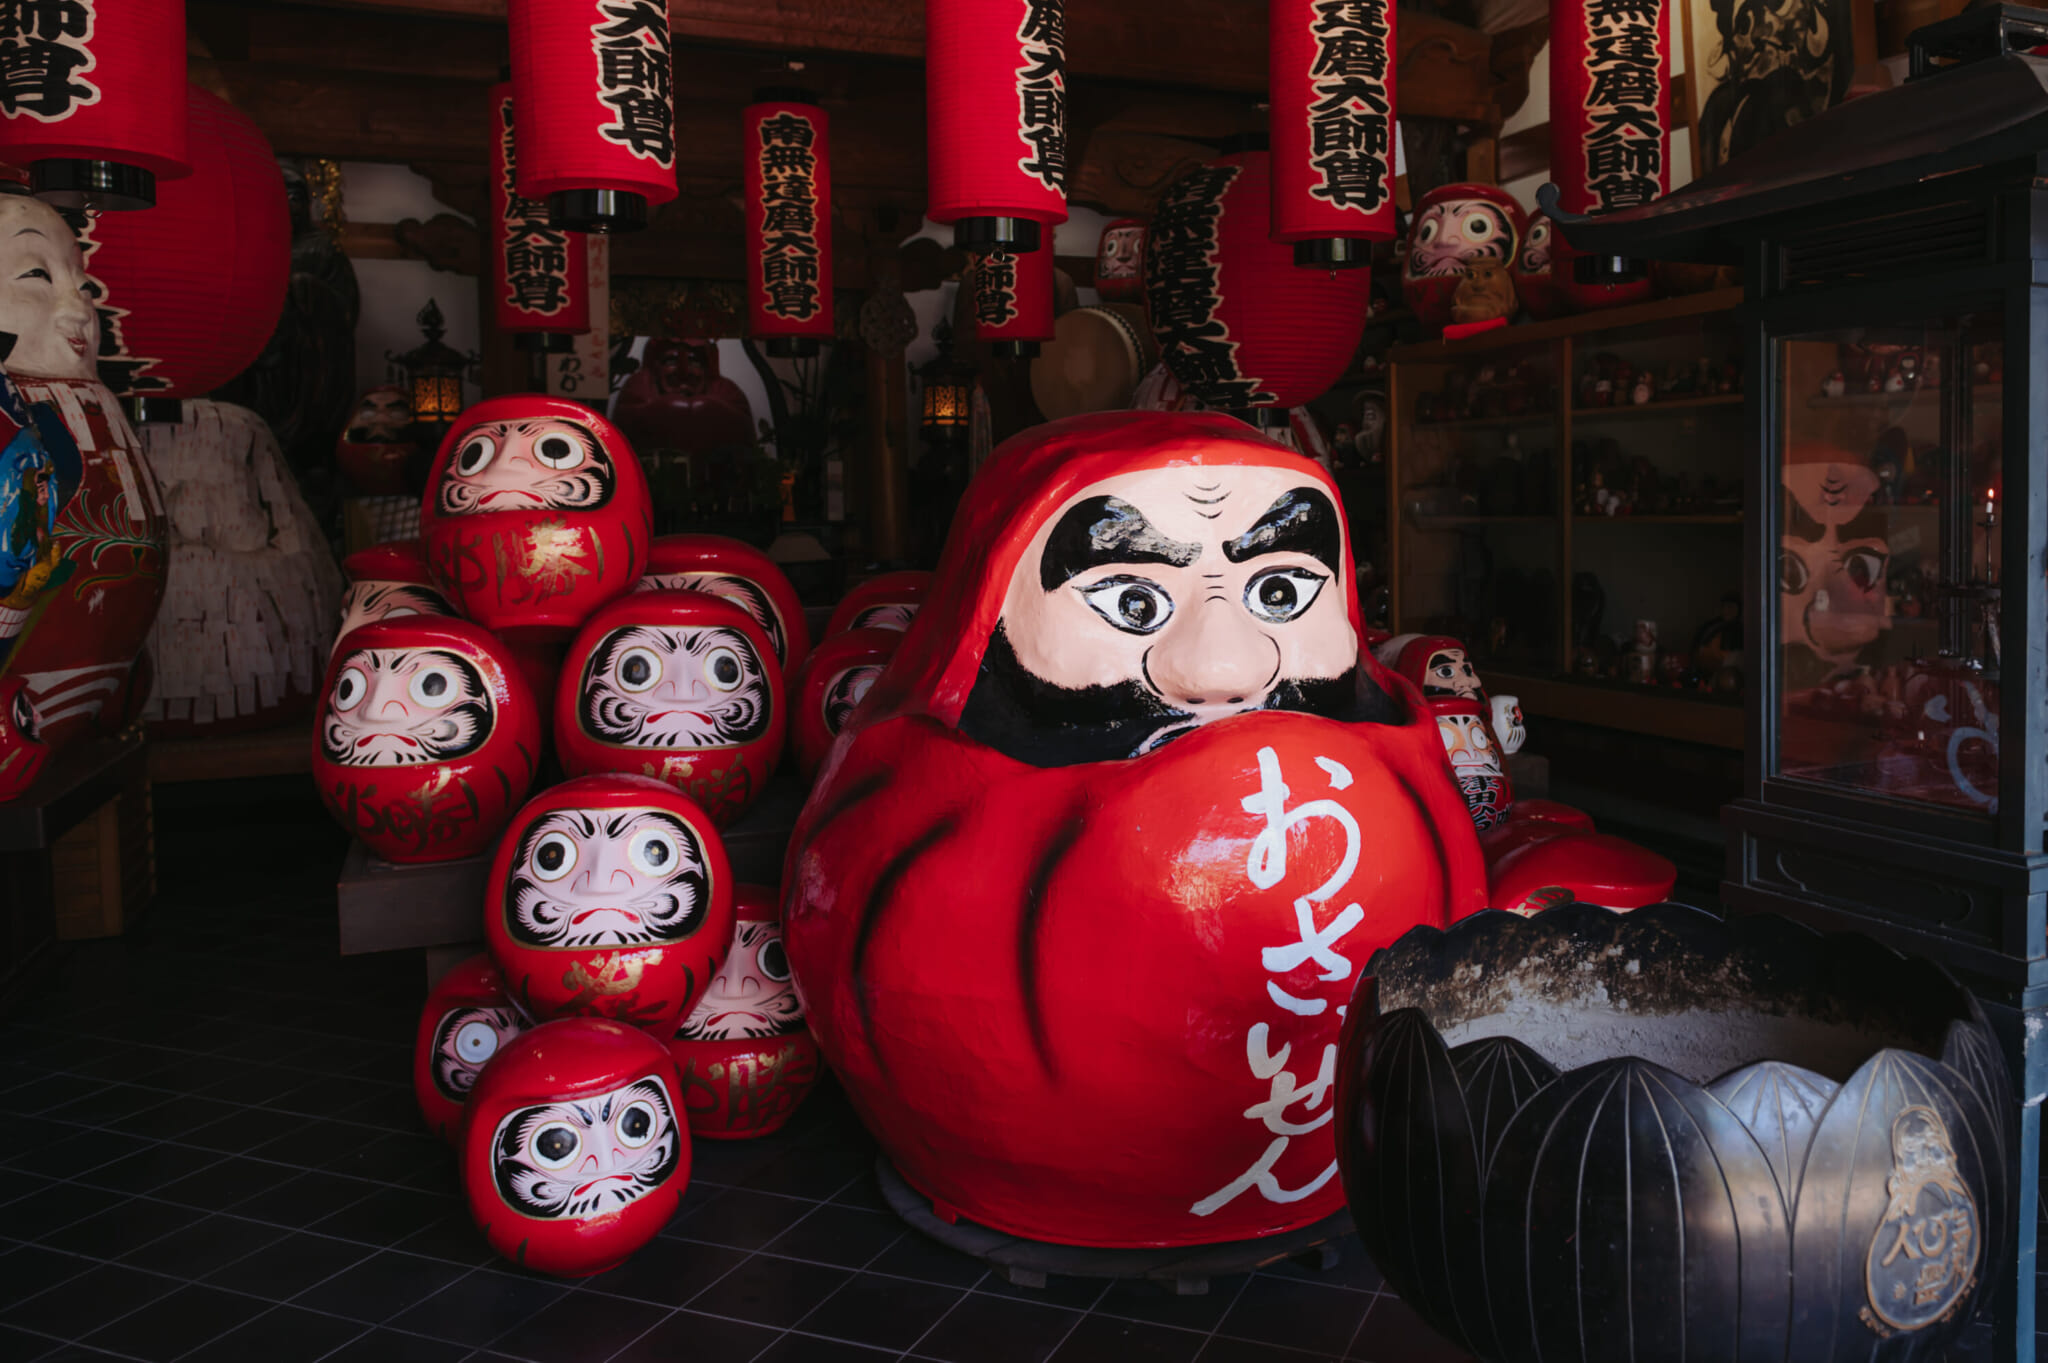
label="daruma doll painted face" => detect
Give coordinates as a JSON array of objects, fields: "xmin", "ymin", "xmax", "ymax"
[
  {"xmin": 782, "ymin": 410, "xmax": 1487, "ymax": 1248},
  {"xmin": 414, "ymin": 954, "xmax": 529, "ymax": 1144},
  {"xmin": 486, "ymin": 774, "xmax": 735, "ymax": 1037},
  {"xmin": 335, "ymin": 540, "xmax": 455, "ymax": 660},
  {"xmin": 634, "ymin": 534, "xmax": 810, "ymax": 679},
  {"xmin": 461, "ymin": 1018, "xmax": 688, "ymax": 1277},
  {"xmin": 669, "ymin": 885, "xmax": 822, "ymax": 1139},
  {"xmin": 556, "ymin": 591, "xmax": 786, "ymax": 827},
  {"xmin": 1401, "ymin": 183, "xmax": 1526, "ymax": 334},
  {"xmin": 312, "ymin": 617, "xmax": 542, "ymax": 863},
  {"xmin": 791, "ymin": 626, "xmax": 901, "ymax": 780},
  {"xmin": 822, "ymin": 570, "xmax": 930, "ymax": 640},
  {"xmin": 420, "ymin": 396, "xmax": 652, "ymax": 640}
]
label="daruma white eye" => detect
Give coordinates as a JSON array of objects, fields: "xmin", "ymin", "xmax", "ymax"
[
  {"xmin": 615, "ymin": 1099, "xmax": 658, "ymax": 1148},
  {"xmin": 455, "ymin": 433, "xmax": 496, "ymax": 476},
  {"xmin": 530, "ymin": 1123, "xmax": 579, "ymax": 1169},
  {"xmin": 455, "ymin": 1020, "xmax": 499, "ymax": 1065},
  {"xmin": 628, "ymin": 828, "xmax": 680, "ymax": 877},
  {"xmin": 1079, "ymin": 577, "xmax": 1173, "ymax": 635},
  {"xmin": 616, "ymin": 646, "xmax": 662, "ymax": 694},
  {"xmin": 704, "ymin": 647, "xmax": 745, "ymax": 692},
  {"xmin": 1243, "ymin": 568, "xmax": 1327, "ymax": 624},
  {"xmin": 410, "ymin": 666, "xmax": 459, "ymax": 708},
  {"xmin": 759, "ymin": 938, "xmax": 792, "ymax": 982},
  {"xmin": 333, "ymin": 667, "xmax": 368, "ymax": 712},
  {"xmin": 534, "ymin": 432, "xmax": 584, "ymax": 470},
  {"xmin": 384, "ymin": 606, "xmax": 418, "ymax": 620},
  {"xmin": 531, "ymin": 831, "xmax": 577, "ymax": 882},
  {"xmin": 1463, "ymin": 211, "xmax": 1496, "ymax": 241},
  {"xmin": 1417, "ymin": 216, "xmax": 1439, "ymax": 244}
]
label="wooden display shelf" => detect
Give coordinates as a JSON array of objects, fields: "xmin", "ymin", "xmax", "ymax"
[
  {"xmin": 1571, "ymin": 393, "xmax": 1745, "ymax": 420},
  {"xmin": 1411, "ymin": 410, "xmax": 1558, "ymax": 433},
  {"xmin": 150, "ymin": 723, "xmax": 312, "ymax": 784},
  {"xmin": 1408, "ymin": 514, "xmax": 1555, "ymax": 529},
  {"xmin": 1571, "ymin": 513, "xmax": 1742, "ymax": 525},
  {"xmin": 1486, "ymin": 670, "xmax": 1744, "ymax": 750},
  {"xmin": 0, "ymin": 734, "xmax": 148, "ymax": 854},
  {"xmin": 1392, "ymin": 287, "xmax": 1744, "ymax": 363}
]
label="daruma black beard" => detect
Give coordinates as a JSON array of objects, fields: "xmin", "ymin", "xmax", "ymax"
[{"xmin": 959, "ymin": 625, "xmax": 1402, "ymax": 768}]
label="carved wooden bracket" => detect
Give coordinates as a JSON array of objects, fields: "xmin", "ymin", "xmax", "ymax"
[{"xmin": 393, "ymin": 213, "xmax": 480, "ymax": 275}]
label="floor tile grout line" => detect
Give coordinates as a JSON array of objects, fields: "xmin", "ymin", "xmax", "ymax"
[
  {"xmin": 1189, "ymin": 1270, "xmax": 1260, "ymax": 1360},
  {"xmin": 895, "ymin": 1260, "xmax": 994, "ymax": 1360}
]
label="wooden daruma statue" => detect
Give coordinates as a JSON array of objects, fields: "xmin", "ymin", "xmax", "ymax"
[
  {"xmin": 486, "ymin": 774, "xmax": 736, "ymax": 1035},
  {"xmin": 556, "ymin": 591, "xmax": 786, "ymax": 826},
  {"xmin": 313, "ymin": 617, "xmax": 543, "ymax": 863},
  {"xmin": 784, "ymin": 411, "xmax": 1488, "ymax": 1249},
  {"xmin": 420, "ymin": 396, "xmax": 652, "ymax": 641}
]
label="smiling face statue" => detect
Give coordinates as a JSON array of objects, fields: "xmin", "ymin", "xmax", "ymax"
[
  {"xmin": 783, "ymin": 411, "xmax": 1489, "ymax": 1248},
  {"xmin": 0, "ymin": 195, "xmax": 97, "ymax": 381},
  {"xmin": 460, "ymin": 1018, "xmax": 690, "ymax": 1277}
]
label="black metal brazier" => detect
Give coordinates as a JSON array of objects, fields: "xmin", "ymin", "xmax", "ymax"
[{"xmin": 1338, "ymin": 904, "xmax": 2014, "ymax": 1363}]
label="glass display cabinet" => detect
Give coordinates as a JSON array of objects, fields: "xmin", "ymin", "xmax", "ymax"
[{"xmin": 1555, "ymin": 8, "xmax": 2048, "ymax": 1358}]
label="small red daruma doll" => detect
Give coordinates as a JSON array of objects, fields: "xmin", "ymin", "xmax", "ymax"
[
  {"xmin": 1400, "ymin": 183, "xmax": 1527, "ymax": 334},
  {"xmin": 313, "ymin": 617, "xmax": 543, "ymax": 863},
  {"xmin": 1094, "ymin": 218, "xmax": 1147, "ymax": 304},
  {"xmin": 487, "ymin": 774, "xmax": 736, "ymax": 1035},
  {"xmin": 461, "ymin": 1017, "xmax": 689, "ymax": 1277},
  {"xmin": 821, "ymin": 570, "xmax": 931, "ymax": 640},
  {"xmin": 334, "ymin": 540, "xmax": 456, "ymax": 661},
  {"xmin": 419, "ymin": 396, "xmax": 652, "ymax": 641},
  {"xmin": 0, "ymin": 677, "xmax": 48, "ymax": 800},
  {"xmin": 556, "ymin": 592, "xmax": 785, "ymax": 826},
  {"xmin": 414, "ymin": 955, "xmax": 530, "ymax": 1144},
  {"xmin": 635, "ymin": 534, "xmax": 811, "ymax": 680},
  {"xmin": 669, "ymin": 885, "xmax": 822, "ymax": 1139},
  {"xmin": 791, "ymin": 626, "xmax": 901, "ymax": 780}
]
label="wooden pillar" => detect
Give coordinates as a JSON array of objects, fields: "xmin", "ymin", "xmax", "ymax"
[{"xmin": 861, "ymin": 251, "xmax": 913, "ymax": 562}]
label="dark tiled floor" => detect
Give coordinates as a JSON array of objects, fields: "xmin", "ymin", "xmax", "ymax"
[{"xmin": 0, "ymin": 778, "xmax": 1468, "ymax": 1363}]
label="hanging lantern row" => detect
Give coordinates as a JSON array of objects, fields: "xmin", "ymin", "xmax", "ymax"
[
  {"xmin": 1547, "ymin": 0, "xmax": 1668, "ymax": 310},
  {"xmin": 971, "ymin": 235, "xmax": 1054, "ymax": 359},
  {"xmin": 1268, "ymin": 0, "xmax": 1396, "ymax": 268},
  {"xmin": 0, "ymin": 0, "xmax": 190, "ymax": 210},
  {"xmin": 507, "ymin": 0, "xmax": 677, "ymax": 233},
  {"xmin": 489, "ymin": 82, "xmax": 591, "ymax": 354},
  {"xmin": 744, "ymin": 92, "xmax": 834, "ymax": 357},
  {"xmin": 925, "ymin": 0, "xmax": 1069, "ymax": 253},
  {"xmin": 86, "ymin": 83, "xmax": 288, "ymax": 421},
  {"xmin": 1146, "ymin": 144, "xmax": 1372, "ymax": 412}
]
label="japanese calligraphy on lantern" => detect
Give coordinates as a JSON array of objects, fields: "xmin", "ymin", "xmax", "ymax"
[
  {"xmin": 589, "ymin": 0, "xmax": 674, "ymax": 167},
  {"xmin": 498, "ymin": 95, "xmax": 573, "ymax": 318},
  {"xmin": 1013, "ymin": 0, "xmax": 1067, "ymax": 193},
  {"xmin": 0, "ymin": 0, "xmax": 98, "ymax": 121},
  {"xmin": 1304, "ymin": 0, "xmax": 1392, "ymax": 214},
  {"xmin": 1147, "ymin": 164, "xmax": 1272, "ymax": 410},
  {"xmin": 975, "ymin": 252, "xmax": 1019, "ymax": 329},
  {"xmin": 1579, "ymin": 0, "xmax": 1665, "ymax": 212},
  {"xmin": 755, "ymin": 110, "xmax": 822, "ymax": 323},
  {"xmin": 1191, "ymin": 745, "xmax": 1361, "ymax": 1217},
  {"xmin": 73, "ymin": 215, "xmax": 165, "ymax": 396}
]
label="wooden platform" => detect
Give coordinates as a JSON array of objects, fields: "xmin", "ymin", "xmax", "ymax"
[{"xmin": 149, "ymin": 723, "xmax": 311, "ymax": 784}]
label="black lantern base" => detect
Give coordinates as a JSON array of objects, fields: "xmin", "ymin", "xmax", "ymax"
[
  {"xmin": 32, "ymin": 158, "xmax": 154, "ymax": 212},
  {"xmin": 550, "ymin": 188, "xmax": 648, "ymax": 233},
  {"xmin": 1292, "ymin": 238, "xmax": 1371, "ymax": 269},
  {"xmin": 989, "ymin": 340, "xmax": 1041, "ymax": 359},
  {"xmin": 120, "ymin": 395, "xmax": 183, "ymax": 427},
  {"xmin": 1235, "ymin": 406, "xmax": 1291, "ymax": 430},
  {"xmin": 512, "ymin": 332, "xmax": 575, "ymax": 353},
  {"xmin": 954, "ymin": 217, "xmax": 1040, "ymax": 254},
  {"xmin": 1571, "ymin": 251, "xmax": 1648, "ymax": 285},
  {"xmin": 765, "ymin": 337, "xmax": 821, "ymax": 358}
]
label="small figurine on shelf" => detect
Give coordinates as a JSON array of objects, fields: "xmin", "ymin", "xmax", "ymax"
[
  {"xmin": 1822, "ymin": 370, "xmax": 1846, "ymax": 399},
  {"xmin": 1692, "ymin": 592, "xmax": 1742, "ymax": 672},
  {"xmin": 1573, "ymin": 645, "xmax": 1602, "ymax": 678},
  {"xmin": 1896, "ymin": 352, "xmax": 1923, "ymax": 388},
  {"xmin": 1356, "ymin": 391, "xmax": 1388, "ymax": 463},
  {"xmin": 1623, "ymin": 619, "xmax": 1658, "ymax": 684},
  {"xmin": 1631, "ymin": 373, "xmax": 1654, "ymax": 406},
  {"xmin": 1658, "ymin": 651, "xmax": 1690, "ymax": 688},
  {"xmin": 1592, "ymin": 377, "xmax": 1614, "ymax": 408},
  {"xmin": 1716, "ymin": 361, "xmax": 1740, "ymax": 394},
  {"xmin": 1662, "ymin": 362, "xmax": 1696, "ymax": 398},
  {"xmin": 1884, "ymin": 365, "xmax": 1908, "ymax": 394},
  {"xmin": 1450, "ymin": 259, "xmax": 1518, "ymax": 329}
]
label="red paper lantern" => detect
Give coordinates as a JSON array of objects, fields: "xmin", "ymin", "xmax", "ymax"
[
  {"xmin": 80, "ymin": 84, "xmax": 288, "ymax": 405},
  {"xmin": 744, "ymin": 94, "xmax": 833, "ymax": 358},
  {"xmin": 1548, "ymin": 0, "xmax": 1669, "ymax": 311},
  {"xmin": 971, "ymin": 236, "xmax": 1053, "ymax": 359},
  {"xmin": 0, "ymin": 0, "xmax": 190, "ymax": 210},
  {"xmin": 1146, "ymin": 147, "xmax": 1372, "ymax": 411},
  {"xmin": 925, "ymin": 0, "xmax": 1069, "ymax": 252},
  {"xmin": 489, "ymin": 82, "xmax": 590, "ymax": 353},
  {"xmin": 1268, "ymin": 0, "xmax": 1395, "ymax": 268},
  {"xmin": 508, "ymin": 0, "xmax": 677, "ymax": 233}
]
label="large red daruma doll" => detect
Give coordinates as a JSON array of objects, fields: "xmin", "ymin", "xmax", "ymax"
[
  {"xmin": 669, "ymin": 884, "xmax": 823, "ymax": 1139},
  {"xmin": 1399, "ymin": 182, "xmax": 1526, "ymax": 334},
  {"xmin": 414, "ymin": 954, "xmax": 530, "ymax": 1144},
  {"xmin": 461, "ymin": 1018, "xmax": 688, "ymax": 1277},
  {"xmin": 312, "ymin": 617, "xmax": 542, "ymax": 864},
  {"xmin": 419, "ymin": 396, "xmax": 652, "ymax": 641},
  {"xmin": 791, "ymin": 626, "xmax": 902, "ymax": 780},
  {"xmin": 784, "ymin": 410, "xmax": 1488, "ymax": 1248},
  {"xmin": 635, "ymin": 534, "xmax": 811, "ymax": 679},
  {"xmin": 486, "ymin": 774, "xmax": 736, "ymax": 1035},
  {"xmin": 556, "ymin": 591, "xmax": 786, "ymax": 827}
]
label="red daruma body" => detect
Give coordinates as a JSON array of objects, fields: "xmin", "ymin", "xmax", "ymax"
[
  {"xmin": 414, "ymin": 954, "xmax": 529, "ymax": 1144},
  {"xmin": 312, "ymin": 617, "xmax": 542, "ymax": 864},
  {"xmin": 783, "ymin": 411, "xmax": 1488, "ymax": 1248},
  {"xmin": 461, "ymin": 1018, "xmax": 688, "ymax": 1277},
  {"xmin": 419, "ymin": 396, "xmax": 652, "ymax": 641}
]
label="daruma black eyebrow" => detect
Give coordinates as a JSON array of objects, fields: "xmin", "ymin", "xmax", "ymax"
[
  {"xmin": 1222, "ymin": 488, "xmax": 1341, "ymax": 569},
  {"xmin": 1039, "ymin": 495, "xmax": 1202, "ymax": 590}
]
